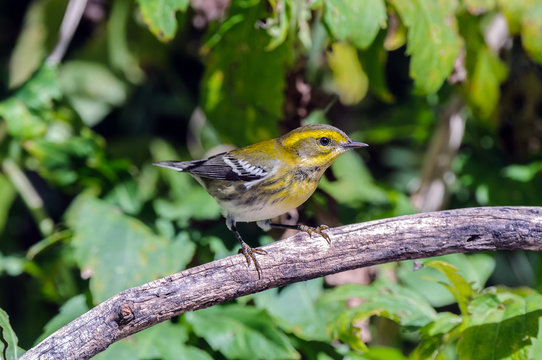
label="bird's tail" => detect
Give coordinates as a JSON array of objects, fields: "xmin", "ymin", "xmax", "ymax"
[{"xmin": 153, "ymin": 160, "xmax": 204, "ymax": 172}]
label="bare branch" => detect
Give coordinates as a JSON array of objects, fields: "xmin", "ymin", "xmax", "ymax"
[
  {"xmin": 46, "ymin": 0, "xmax": 88, "ymax": 66},
  {"xmin": 21, "ymin": 207, "xmax": 542, "ymax": 359}
]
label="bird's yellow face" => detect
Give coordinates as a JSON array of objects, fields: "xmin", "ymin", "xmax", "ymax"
[{"xmin": 278, "ymin": 124, "xmax": 367, "ymax": 167}]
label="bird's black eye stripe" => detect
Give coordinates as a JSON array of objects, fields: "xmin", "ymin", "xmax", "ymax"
[{"xmin": 318, "ymin": 137, "xmax": 331, "ymax": 146}]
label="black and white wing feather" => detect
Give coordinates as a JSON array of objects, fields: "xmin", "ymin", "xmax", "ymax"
[{"xmin": 154, "ymin": 152, "xmax": 272, "ymax": 182}]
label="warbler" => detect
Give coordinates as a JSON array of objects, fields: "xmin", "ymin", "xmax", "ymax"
[{"xmin": 154, "ymin": 124, "xmax": 368, "ymax": 278}]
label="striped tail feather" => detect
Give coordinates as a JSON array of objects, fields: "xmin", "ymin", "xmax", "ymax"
[{"xmin": 153, "ymin": 160, "xmax": 204, "ymax": 172}]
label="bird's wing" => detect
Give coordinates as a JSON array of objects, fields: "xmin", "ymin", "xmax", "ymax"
[{"xmin": 154, "ymin": 152, "xmax": 274, "ymax": 182}]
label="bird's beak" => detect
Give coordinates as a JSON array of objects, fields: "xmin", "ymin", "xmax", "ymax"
[{"xmin": 343, "ymin": 141, "xmax": 369, "ymax": 149}]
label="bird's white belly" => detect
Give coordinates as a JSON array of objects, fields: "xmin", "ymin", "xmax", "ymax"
[{"xmin": 216, "ymin": 181, "xmax": 316, "ymax": 223}]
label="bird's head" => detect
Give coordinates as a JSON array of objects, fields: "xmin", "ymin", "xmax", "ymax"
[{"xmin": 278, "ymin": 124, "xmax": 368, "ymax": 167}]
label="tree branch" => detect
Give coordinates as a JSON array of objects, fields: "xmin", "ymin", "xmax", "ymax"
[{"xmin": 21, "ymin": 206, "xmax": 542, "ymax": 359}]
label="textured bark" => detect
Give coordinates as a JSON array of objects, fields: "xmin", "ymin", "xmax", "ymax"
[{"xmin": 21, "ymin": 207, "xmax": 542, "ymax": 359}]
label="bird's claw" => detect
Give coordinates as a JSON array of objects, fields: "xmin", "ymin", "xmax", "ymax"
[
  {"xmin": 299, "ymin": 224, "xmax": 331, "ymax": 244},
  {"xmin": 238, "ymin": 243, "xmax": 267, "ymax": 279}
]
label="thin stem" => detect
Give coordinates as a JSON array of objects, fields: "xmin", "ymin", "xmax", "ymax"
[
  {"xmin": 2, "ymin": 159, "xmax": 54, "ymax": 237},
  {"xmin": 46, "ymin": 0, "xmax": 88, "ymax": 66}
]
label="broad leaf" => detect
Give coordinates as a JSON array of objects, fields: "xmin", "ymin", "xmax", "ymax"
[
  {"xmin": 252, "ymin": 278, "xmax": 331, "ymax": 341},
  {"xmin": 426, "ymin": 260, "xmax": 476, "ymax": 315},
  {"xmin": 185, "ymin": 304, "xmax": 299, "ymax": 359},
  {"xmin": 323, "ymin": 0, "xmax": 386, "ymax": 49},
  {"xmin": 94, "ymin": 321, "xmax": 212, "ymax": 360},
  {"xmin": 521, "ymin": 1, "xmax": 542, "ymax": 64},
  {"xmin": 389, "ymin": 0, "xmax": 462, "ymax": 93},
  {"xmin": 458, "ymin": 293, "xmax": 542, "ymax": 359},
  {"xmin": 135, "ymin": 0, "xmax": 189, "ymax": 41},
  {"xmin": 59, "ymin": 61, "xmax": 128, "ymax": 127},
  {"xmin": 0, "ymin": 308, "xmax": 23, "ymax": 360},
  {"xmin": 200, "ymin": 1, "xmax": 292, "ymax": 145},
  {"xmin": 398, "ymin": 254, "xmax": 495, "ymax": 307},
  {"xmin": 321, "ymin": 282, "xmax": 437, "ymax": 351},
  {"xmin": 0, "ymin": 65, "xmax": 60, "ymax": 140},
  {"xmin": 66, "ymin": 195, "xmax": 195, "ymax": 302},
  {"xmin": 327, "ymin": 42, "xmax": 368, "ymax": 105}
]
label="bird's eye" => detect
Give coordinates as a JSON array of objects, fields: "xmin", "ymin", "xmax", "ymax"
[{"xmin": 318, "ymin": 137, "xmax": 331, "ymax": 146}]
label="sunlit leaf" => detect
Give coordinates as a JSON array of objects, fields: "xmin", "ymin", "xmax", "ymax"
[
  {"xmin": 327, "ymin": 42, "xmax": 368, "ymax": 105},
  {"xmin": 521, "ymin": 1, "xmax": 542, "ymax": 64},
  {"xmin": 0, "ymin": 308, "xmax": 23, "ymax": 360},
  {"xmin": 0, "ymin": 65, "xmax": 60, "ymax": 140},
  {"xmin": 388, "ymin": 0, "xmax": 462, "ymax": 93},
  {"xmin": 135, "ymin": 0, "xmax": 189, "ymax": 41},
  {"xmin": 458, "ymin": 292, "xmax": 542, "ymax": 359},
  {"xmin": 399, "ymin": 254, "xmax": 495, "ymax": 307},
  {"xmin": 185, "ymin": 304, "xmax": 299, "ymax": 359},
  {"xmin": 321, "ymin": 282, "xmax": 437, "ymax": 351},
  {"xmin": 426, "ymin": 260, "xmax": 476, "ymax": 315},
  {"xmin": 503, "ymin": 161, "xmax": 542, "ymax": 182},
  {"xmin": 324, "ymin": 0, "xmax": 386, "ymax": 49},
  {"xmin": 466, "ymin": 47, "xmax": 508, "ymax": 119}
]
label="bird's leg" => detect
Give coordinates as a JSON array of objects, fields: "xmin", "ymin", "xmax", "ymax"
[
  {"xmin": 228, "ymin": 220, "xmax": 267, "ymax": 279},
  {"xmin": 266, "ymin": 221, "xmax": 331, "ymax": 244}
]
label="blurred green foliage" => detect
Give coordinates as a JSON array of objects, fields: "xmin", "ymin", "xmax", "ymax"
[{"xmin": 1, "ymin": 0, "xmax": 542, "ymax": 359}]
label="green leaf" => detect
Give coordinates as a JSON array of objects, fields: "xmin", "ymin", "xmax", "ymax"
[
  {"xmin": 327, "ymin": 42, "xmax": 368, "ymax": 105},
  {"xmin": 135, "ymin": 0, "xmax": 189, "ymax": 41},
  {"xmin": 388, "ymin": 0, "xmax": 462, "ymax": 93},
  {"xmin": 7, "ymin": 0, "xmax": 48, "ymax": 88},
  {"xmin": 95, "ymin": 321, "xmax": 212, "ymax": 360},
  {"xmin": 323, "ymin": 0, "xmax": 387, "ymax": 49},
  {"xmin": 426, "ymin": 260, "xmax": 476, "ymax": 315},
  {"xmin": 185, "ymin": 304, "xmax": 299, "ymax": 359},
  {"xmin": 347, "ymin": 346, "xmax": 408, "ymax": 360},
  {"xmin": 399, "ymin": 254, "xmax": 495, "ymax": 307},
  {"xmin": 0, "ymin": 65, "xmax": 60, "ymax": 140},
  {"xmin": 201, "ymin": 1, "xmax": 292, "ymax": 145},
  {"xmin": 359, "ymin": 30, "xmax": 395, "ymax": 103},
  {"xmin": 503, "ymin": 161, "xmax": 542, "ymax": 182},
  {"xmin": 0, "ymin": 253, "xmax": 27, "ymax": 277},
  {"xmin": 24, "ymin": 130, "xmax": 127, "ymax": 187},
  {"xmin": 252, "ymin": 278, "xmax": 331, "ymax": 341},
  {"xmin": 466, "ymin": 47, "xmax": 508, "ymax": 119},
  {"xmin": 0, "ymin": 174, "xmax": 16, "ymax": 235},
  {"xmin": 0, "ymin": 308, "xmax": 23, "ymax": 360},
  {"xmin": 419, "ymin": 312, "xmax": 462, "ymax": 338},
  {"xmin": 463, "ymin": 0, "xmax": 497, "ymax": 14},
  {"xmin": 59, "ymin": 61, "xmax": 128, "ymax": 127},
  {"xmin": 321, "ymin": 282, "xmax": 437, "ymax": 351},
  {"xmin": 0, "ymin": 99, "xmax": 48, "ymax": 139},
  {"xmin": 14, "ymin": 64, "xmax": 61, "ymax": 109},
  {"xmin": 66, "ymin": 195, "xmax": 194, "ymax": 302},
  {"xmin": 529, "ymin": 317, "xmax": 542, "ymax": 359},
  {"xmin": 319, "ymin": 151, "xmax": 388, "ymax": 205},
  {"xmin": 458, "ymin": 292, "xmax": 542, "ymax": 360},
  {"xmin": 521, "ymin": 1, "xmax": 542, "ymax": 64},
  {"xmin": 36, "ymin": 295, "xmax": 89, "ymax": 343}
]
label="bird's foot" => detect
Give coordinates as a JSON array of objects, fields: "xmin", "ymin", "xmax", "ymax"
[
  {"xmin": 298, "ymin": 224, "xmax": 331, "ymax": 244},
  {"xmin": 238, "ymin": 242, "xmax": 267, "ymax": 279}
]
